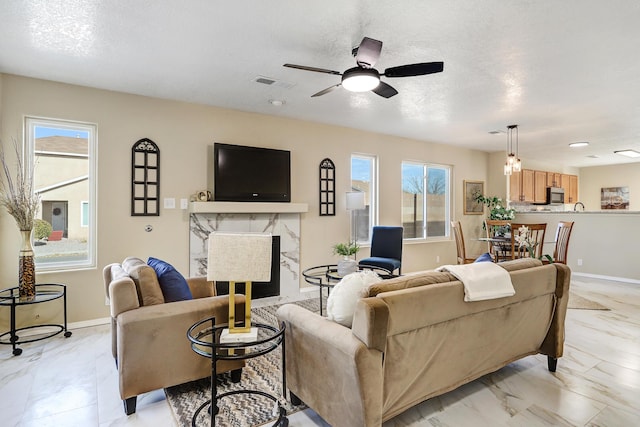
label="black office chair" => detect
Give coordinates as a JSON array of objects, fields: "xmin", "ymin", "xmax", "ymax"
[{"xmin": 358, "ymin": 226, "xmax": 403, "ymax": 274}]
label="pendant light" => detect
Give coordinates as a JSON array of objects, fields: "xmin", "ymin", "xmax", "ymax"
[{"xmin": 504, "ymin": 124, "xmax": 521, "ymax": 175}]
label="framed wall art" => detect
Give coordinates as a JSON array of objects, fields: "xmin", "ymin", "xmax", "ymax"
[
  {"xmin": 601, "ymin": 186, "xmax": 629, "ymax": 210},
  {"xmin": 463, "ymin": 180, "xmax": 484, "ymax": 215}
]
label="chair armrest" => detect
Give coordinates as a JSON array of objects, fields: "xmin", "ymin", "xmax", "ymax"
[
  {"xmin": 109, "ymin": 278, "xmax": 140, "ymax": 318},
  {"xmin": 186, "ymin": 276, "xmax": 215, "ymax": 298},
  {"xmin": 276, "ymin": 304, "xmax": 383, "ymax": 427},
  {"xmin": 116, "ymin": 295, "xmax": 245, "ymax": 399}
]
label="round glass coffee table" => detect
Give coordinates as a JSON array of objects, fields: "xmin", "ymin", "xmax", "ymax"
[{"xmin": 302, "ymin": 264, "xmax": 395, "ymax": 316}]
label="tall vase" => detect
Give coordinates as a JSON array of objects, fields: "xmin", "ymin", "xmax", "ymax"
[{"xmin": 19, "ymin": 229, "xmax": 36, "ymax": 300}]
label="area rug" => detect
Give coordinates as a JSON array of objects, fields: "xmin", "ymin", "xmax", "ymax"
[
  {"xmin": 568, "ymin": 291, "xmax": 610, "ymax": 310},
  {"xmin": 166, "ymin": 298, "xmax": 320, "ymax": 427}
]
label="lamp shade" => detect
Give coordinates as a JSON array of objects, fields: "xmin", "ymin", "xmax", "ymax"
[
  {"xmin": 346, "ymin": 191, "xmax": 366, "ymax": 211},
  {"xmin": 207, "ymin": 232, "xmax": 272, "ymax": 282}
]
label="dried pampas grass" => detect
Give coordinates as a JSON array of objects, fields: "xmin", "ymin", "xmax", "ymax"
[{"xmin": 0, "ymin": 139, "xmax": 40, "ymax": 230}]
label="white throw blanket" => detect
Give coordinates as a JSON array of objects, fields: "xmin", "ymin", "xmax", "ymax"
[{"xmin": 436, "ymin": 262, "xmax": 515, "ymax": 302}]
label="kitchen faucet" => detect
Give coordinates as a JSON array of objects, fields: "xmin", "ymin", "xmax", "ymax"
[{"xmin": 573, "ymin": 202, "xmax": 585, "ymax": 212}]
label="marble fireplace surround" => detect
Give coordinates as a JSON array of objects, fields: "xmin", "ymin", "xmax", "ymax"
[{"xmin": 189, "ymin": 202, "xmax": 308, "ymax": 299}]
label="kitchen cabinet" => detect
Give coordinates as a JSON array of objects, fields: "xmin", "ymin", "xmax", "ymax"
[
  {"xmin": 561, "ymin": 174, "xmax": 578, "ymax": 203},
  {"xmin": 534, "ymin": 170, "xmax": 547, "ymax": 203},
  {"xmin": 509, "ymin": 171, "xmax": 521, "ymax": 202},
  {"xmin": 546, "ymin": 172, "xmax": 561, "ymax": 188},
  {"xmin": 509, "ymin": 169, "xmax": 536, "ymax": 202}
]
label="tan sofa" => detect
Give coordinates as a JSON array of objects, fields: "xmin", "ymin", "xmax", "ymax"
[
  {"xmin": 103, "ymin": 257, "xmax": 244, "ymax": 415},
  {"xmin": 276, "ymin": 259, "xmax": 570, "ymax": 426}
]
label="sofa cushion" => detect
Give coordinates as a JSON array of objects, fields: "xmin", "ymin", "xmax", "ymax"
[
  {"xmin": 327, "ymin": 270, "xmax": 382, "ymax": 327},
  {"xmin": 122, "ymin": 257, "xmax": 165, "ymax": 306},
  {"xmin": 147, "ymin": 257, "xmax": 193, "ymax": 302},
  {"xmin": 364, "ymin": 270, "xmax": 457, "ymax": 297}
]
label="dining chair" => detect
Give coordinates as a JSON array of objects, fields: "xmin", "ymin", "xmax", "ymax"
[
  {"xmin": 552, "ymin": 221, "xmax": 574, "ymax": 264},
  {"xmin": 358, "ymin": 226, "xmax": 403, "ymax": 274},
  {"xmin": 484, "ymin": 219, "xmax": 512, "ymax": 262},
  {"xmin": 451, "ymin": 221, "xmax": 476, "ymax": 264},
  {"xmin": 510, "ymin": 223, "xmax": 547, "ymax": 259}
]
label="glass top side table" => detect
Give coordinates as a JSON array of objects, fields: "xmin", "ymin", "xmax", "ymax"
[
  {"xmin": 187, "ymin": 317, "xmax": 288, "ymax": 427},
  {"xmin": 0, "ymin": 283, "xmax": 72, "ymax": 356}
]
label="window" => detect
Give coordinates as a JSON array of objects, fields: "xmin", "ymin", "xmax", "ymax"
[
  {"xmin": 350, "ymin": 154, "xmax": 377, "ymax": 243},
  {"xmin": 402, "ymin": 161, "xmax": 451, "ymax": 239},
  {"xmin": 26, "ymin": 117, "xmax": 97, "ymax": 271},
  {"xmin": 80, "ymin": 201, "xmax": 89, "ymax": 227}
]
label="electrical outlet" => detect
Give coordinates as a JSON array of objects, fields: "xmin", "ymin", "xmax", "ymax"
[
  {"xmin": 577, "ymin": 259, "xmax": 583, "ymax": 266},
  {"xmin": 180, "ymin": 198, "xmax": 188, "ymax": 209},
  {"xmin": 436, "ymin": 255, "xmax": 440, "ymax": 263}
]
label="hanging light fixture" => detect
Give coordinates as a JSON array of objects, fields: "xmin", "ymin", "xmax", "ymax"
[{"xmin": 504, "ymin": 124, "xmax": 521, "ymax": 175}]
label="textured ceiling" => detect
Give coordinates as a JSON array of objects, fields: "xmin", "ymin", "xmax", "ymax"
[{"xmin": 1, "ymin": 0, "xmax": 640, "ymax": 168}]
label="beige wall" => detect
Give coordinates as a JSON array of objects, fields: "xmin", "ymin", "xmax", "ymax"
[
  {"xmin": 515, "ymin": 212, "xmax": 640, "ymax": 281},
  {"xmin": 579, "ymin": 163, "xmax": 640, "ymax": 211},
  {"xmin": 0, "ymin": 74, "xmax": 490, "ymax": 327}
]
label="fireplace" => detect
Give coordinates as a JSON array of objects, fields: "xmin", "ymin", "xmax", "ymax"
[
  {"xmin": 189, "ymin": 207, "xmax": 305, "ymax": 299},
  {"xmin": 214, "ymin": 236, "xmax": 281, "ymax": 299}
]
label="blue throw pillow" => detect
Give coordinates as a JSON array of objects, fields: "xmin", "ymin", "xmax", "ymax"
[
  {"xmin": 474, "ymin": 252, "xmax": 494, "ymax": 263},
  {"xmin": 147, "ymin": 257, "xmax": 193, "ymax": 302}
]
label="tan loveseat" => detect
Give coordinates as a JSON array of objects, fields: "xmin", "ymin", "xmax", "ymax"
[
  {"xmin": 276, "ymin": 259, "xmax": 570, "ymax": 426},
  {"xmin": 103, "ymin": 257, "xmax": 244, "ymax": 415}
]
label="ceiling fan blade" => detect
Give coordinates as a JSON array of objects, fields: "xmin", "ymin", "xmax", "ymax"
[
  {"xmin": 283, "ymin": 63, "xmax": 342, "ymax": 75},
  {"xmin": 372, "ymin": 81, "xmax": 398, "ymax": 98},
  {"xmin": 355, "ymin": 37, "xmax": 383, "ymax": 68},
  {"xmin": 383, "ymin": 62, "xmax": 444, "ymax": 78},
  {"xmin": 311, "ymin": 84, "xmax": 341, "ymax": 97}
]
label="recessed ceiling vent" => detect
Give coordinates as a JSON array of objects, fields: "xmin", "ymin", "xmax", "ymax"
[{"xmin": 252, "ymin": 76, "xmax": 295, "ymax": 89}]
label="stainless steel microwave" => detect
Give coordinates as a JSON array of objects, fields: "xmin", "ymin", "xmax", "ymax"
[{"xmin": 547, "ymin": 187, "xmax": 565, "ymax": 204}]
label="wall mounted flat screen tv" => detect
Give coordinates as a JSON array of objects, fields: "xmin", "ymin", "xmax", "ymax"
[{"xmin": 213, "ymin": 143, "xmax": 291, "ymax": 202}]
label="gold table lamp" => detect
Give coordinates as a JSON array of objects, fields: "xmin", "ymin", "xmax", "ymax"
[{"xmin": 207, "ymin": 232, "xmax": 272, "ymax": 342}]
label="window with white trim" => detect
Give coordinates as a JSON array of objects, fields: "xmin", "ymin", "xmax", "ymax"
[
  {"xmin": 350, "ymin": 154, "xmax": 377, "ymax": 243},
  {"xmin": 26, "ymin": 117, "xmax": 97, "ymax": 271},
  {"xmin": 402, "ymin": 161, "xmax": 451, "ymax": 239}
]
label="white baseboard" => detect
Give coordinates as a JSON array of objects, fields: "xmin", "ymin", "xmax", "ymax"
[
  {"xmin": 68, "ymin": 317, "xmax": 110, "ymax": 330},
  {"xmin": 572, "ymin": 272, "xmax": 640, "ymax": 285}
]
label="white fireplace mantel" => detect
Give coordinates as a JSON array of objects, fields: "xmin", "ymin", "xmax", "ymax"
[{"xmin": 189, "ymin": 201, "xmax": 308, "ymax": 214}]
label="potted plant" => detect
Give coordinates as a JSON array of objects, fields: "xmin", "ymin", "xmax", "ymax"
[
  {"xmin": 332, "ymin": 241, "xmax": 360, "ymax": 276},
  {"xmin": 33, "ymin": 218, "xmax": 53, "ymax": 246},
  {"xmin": 0, "ymin": 139, "xmax": 40, "ymax": 299}
]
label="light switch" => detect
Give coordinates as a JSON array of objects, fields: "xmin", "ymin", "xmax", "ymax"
[
  {"xmin": 164, "ymin": 198, "xmax": 176, "ymax": 209},
  {"xmin": 180, "ymin": 198, "xmax": 188, "ymax": 209}
]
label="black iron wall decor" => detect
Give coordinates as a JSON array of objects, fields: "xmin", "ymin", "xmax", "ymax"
[
  {"xmin": 131, "ymin": 138, "xmax": 160, "ymax": 216},
  {"xmin": 319, "ymin": 158, "xmax": 336, "ymax": 216}
]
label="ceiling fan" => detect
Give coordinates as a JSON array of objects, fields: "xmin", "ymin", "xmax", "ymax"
[{"xmin": 283, "ymin": 37, "xmax": 443, "ymax": 98}]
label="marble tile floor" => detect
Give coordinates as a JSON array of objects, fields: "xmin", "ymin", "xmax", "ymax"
[{"xmin": 0, "ymin": 277, "xmax": 638, "ymax": 426}]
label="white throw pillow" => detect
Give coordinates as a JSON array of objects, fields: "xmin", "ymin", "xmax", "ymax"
[{"xmin": 326, "ymin": 270, "xmax": 383, "ymax": 327}]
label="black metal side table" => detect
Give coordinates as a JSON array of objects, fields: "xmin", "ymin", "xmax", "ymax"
[
  {"xmin": 187, "ymin": 317, "xmax": 288, "ymax": 427},
  {"xmin": 302, "ymin": 264, "xmax": 395, "ymax": 316},
  {"xmin": 0, "ymin": 283, "xmax": 72, "ymax": 356}
]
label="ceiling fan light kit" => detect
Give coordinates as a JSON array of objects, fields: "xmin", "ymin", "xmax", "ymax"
[
  {"xmin": 284, "ymin": 36, "xmax": 443, "ymax": 98},
  {"xmin": 341, "ymin": 67, "xmax": 380, "ymax": 92}
]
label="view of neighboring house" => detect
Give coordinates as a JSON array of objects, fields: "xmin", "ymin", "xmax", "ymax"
[{"xmin": 34, "ymin": 135, "xmax": 89, "ymax": 242}]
